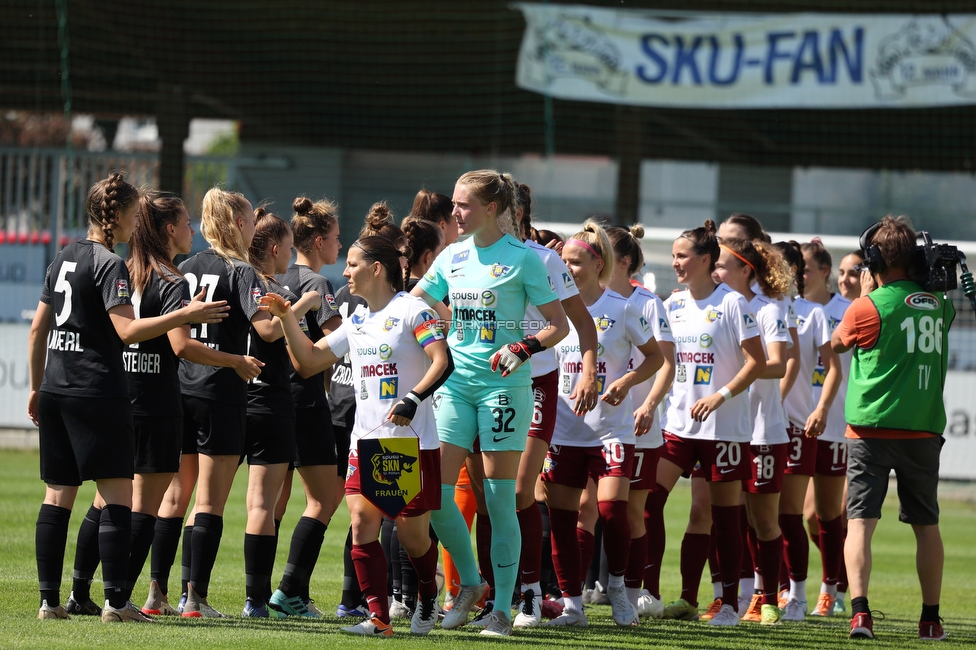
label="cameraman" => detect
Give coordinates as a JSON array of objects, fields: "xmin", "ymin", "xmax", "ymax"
[{"xmin": 831, "ymin": 216, "xmax": 954, "ymax": 641}]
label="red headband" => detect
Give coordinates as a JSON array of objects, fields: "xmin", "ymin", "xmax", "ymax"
[
  {"xmin": 568, "ymin": 238, "xmax": 600, "ymax": 259},
  {"xmin": 720, "ymin": 244, "xmax": 755, "ymax": 271}
]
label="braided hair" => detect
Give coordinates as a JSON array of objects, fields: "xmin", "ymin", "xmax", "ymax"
[{"xmin": 86, "ymin": 171, "xmax": 139, "ymax": 251}]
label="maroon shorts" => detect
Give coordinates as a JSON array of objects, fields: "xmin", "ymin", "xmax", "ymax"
[
  {"xmin": 815, "ymin": 438, "xmax": 849, "ymax": 477},
  {"xmin": 345, "ymin": 448, "xmax": 441, "ymax": 517},
  {"xmin": 784, "ymin": 424, "xmax": 816, "ymax": 476},
  {"xmin": 528, "ymin": 370, "xmax": 560, "ymax": 444},
  {"xmin": 660, "ymin": 432, "xmax": 750, "ymax": 483},
  {"xmin": 630, "ymin": 446, "xmax": 661, "ymax": 490},
  {"xmin": 744, "ymin": 443, "xmax": 787, "ymax": 494},
  {"xmin": 542, "ymin": 442, "xmax": 634, "ymax": 489}
]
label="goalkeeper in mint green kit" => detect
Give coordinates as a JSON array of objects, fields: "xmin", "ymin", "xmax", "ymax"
[{"xmin": 413, "ymin": 169, "xmax": 569, "ymax": 636}]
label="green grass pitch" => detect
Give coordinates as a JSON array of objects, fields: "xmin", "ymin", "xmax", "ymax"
[{"xmin": 1, "ymin": 448, "xmax": 974, "ymax": 648}]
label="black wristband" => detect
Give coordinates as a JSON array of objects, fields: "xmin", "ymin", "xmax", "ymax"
[{"xmin": 391, "ymin": 391, "xmax": 421, "ymax": 420}]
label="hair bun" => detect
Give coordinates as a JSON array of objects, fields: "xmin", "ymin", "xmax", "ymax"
[
  {"xmin": 293, "ymin": 196, "xmax": 313, "ymax": 215},
  {"xmin": 254, "ymin": 207, "xmax": 268, "ymax": 219},
  {"xmin": 630, "ymin": 224, "xmax": 645, "ymax": 239},
  {"xmin": 366, "ymin": 202, "xmax": 393, "ymax": 228},
  {"xmin": 703, "ymin": 219, "xmax": 717, "ymax": 235}
]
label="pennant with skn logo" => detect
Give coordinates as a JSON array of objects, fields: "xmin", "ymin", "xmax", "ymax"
[{"xmin": 357, "ymin": 422, "xmax": 423, "ymax": 518}]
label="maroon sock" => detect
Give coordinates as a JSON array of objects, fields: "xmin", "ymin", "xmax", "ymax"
[
  {"xmin": 643, "ymin": 486, "xmax": 669, "ymax": 597},
  {"xmin": 746, "ymin": 525, "xmax": 760, "ymax": 583},
  {"xmin": 517, "ymin": 505, "xmax": 543, "ymax": 586},
  {"xmin": 678, "ymin": 533, "xmax": 710, "ymax": 607},
  {"xmin": 476, "ymin": 513, "xmax": 494, "ymax": 600},
  {"xmin": 711, "ymin": 505, "xmax": 742, "ymax": 611},
  {"xmin": 548, "ymin": 508, "xmax": 581, "ymax": 597},
  {"xmin": 779, "ymin": 513, "xmax": 808, "ymax": 582},
  {"xmin": 577, "ymin": 528, "xmax": 595, "ymax": 585},
  {"xmin": 597, "ymin": 500, "xmax": 630, "ymax": 577},
  {"xmin": 809, "ymin": 522, "xmax": 821, "ymax": 549},
  {"xmin": 708, "ymin": 524, "xmax": 722, "ymax": 585},
  {"xmin": 352, "ymin": 542, "xmax": 390, "ymax": 623},
  {"xmin": 408, "ymin": 538, "xmax": 439, "ymax": 599},
  {"xmin": 740, "ymin": 506, "xmax": 754, "ymax": 579},
  {"xmin": 625, "ymin": 534, "xmax": 647, "ymax": 589},
  {"xmin": 757, "ymin": 535, "xmax": 783, "ymax": 605},
  {"xmin": 818, "ymin": 515, "xmax": 845, "ymax": 586},
  {"xmin": 837, "ymin": 526, "xmax": 849, "ymax": 593}
]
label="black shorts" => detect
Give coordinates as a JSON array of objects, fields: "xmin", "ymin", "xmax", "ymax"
[
  {"xmin": 244, "ymin": 411, "xmax": 297, "ymax": 466},
  {"xmin": 334, "ymin": 425, "xmax": 352, "ymax": 479},
  {"xmin": 294, "ymin": 407, "xmax": 338, "ymax": 468},
  {"xmin": 134, "ymin": 415, "xmax": 182, "ymax": 474},
  {"xmin": 38, "ymin": 392, "xmax": 134, "ymax": 485},
  {"xmin": 847, "ymin": 436, "xmax": 944, "ymax": 526},
  {"xmin": 182, "ymin": 395, "xmax": 246, "ymax": 457}
]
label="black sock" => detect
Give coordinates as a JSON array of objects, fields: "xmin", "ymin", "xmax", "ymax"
[
  {"xmin": 71, "ymin": 504, "xmax": 102, "ymax": 601},
  {"xmin": 390, "ymin": 522, "xmax": 403, "ymax": 603},
  {"xmin": 189, "ymin": 513, "xmax": 223, "ymax": 599},
  {"xmin": 180, "ymin": 524, "xmax": 193, "ymax": 596},
  {"xmin": 921, "ymin": 603, "xmax": 940, "ymax": 622},
  {"xmin": 399, "ymin": 541, "xmax": 417, "ymax": 610},
  {"xmin": 278, "ymin": 517, "xmax": 326, "ymax": 597},
  {"xmin": 125, "ymin": 512, "xmax": 157, "ymax": 600},
  {"xmin": 150, "ymin": 516, "xmax": 183, "ymax": 597},
  {"xmin": 36, "ymin": 504, "xmax": 71, "ymax": 607},
  {"xmin": 340, "ymin": 526, "xmax": 363, "ymax": 608},
  {"xmin": 380, "ymin": 518, "xmax": 395, "ymax": 597},
  {"xmin": 100, "ymin": 504, "xmax": 132, "ymax": 609},
  {"xmin": 244, "ymin": 534, "xmax": 277, "ymax": 605},
  {"xmin": 852, "ymin": 596, "xmax": 870, "ymax": 616}
]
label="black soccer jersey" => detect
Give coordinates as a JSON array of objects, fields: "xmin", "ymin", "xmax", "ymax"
[
  {"xmin": 178, "ymin": 249, "xmax": 263, "ymax": 406},
  {"xmin": 247, "ymin": 277, "xmax": 297, "ymax": 416},
  {"xmin": 327, "ymin": 284, "xmax": 366, "ymax": 429},
  {"xmin": 126, "ymin": 268, "xmax": 190, "ymax": 417},
  {"xmin": 276, "ymin": 264, "xmax": 340, "ymax": 409},
  {"xmin": 39, "ymin": 240, "xmax": 132, "ymax": 398}
]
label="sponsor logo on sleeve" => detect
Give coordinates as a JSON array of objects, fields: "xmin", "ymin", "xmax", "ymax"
[
  {"xmin": 776, "ymin": 319, "xmax": 787, "ymax": 335},
  {"xmin": 658, "ymin": 317, "xmax": 671, "ymax": 334},
  {"xmin": 251, "ymin": 287, "xmax": 263, "ymax": 305},
  {"xmin": 743, "ymin": 313, "xmax": 758, "ymax": 329},
  {"xmin": 562, "ymin": 272, "xmax": 575, "ymax": 288},
  {"xmin": 548, "ymin": 275, "xmax": 555, "ymax": 291},
  {"xmin": 116, "ymin": 279, "xmax": 129, "ymax": 298},
  {"xmin": 828, "ymin": 317, "xmax": 842, "ymax": 332},
  {"xmin": 639, "ymin": 316, "xmax": 650, "ymax": 332},
  {"xmin": 325, "ymin": 293, "xmax": 338, "ymax": 309}
]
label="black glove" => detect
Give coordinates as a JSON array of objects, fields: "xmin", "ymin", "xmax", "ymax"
[{"xmin": 391, "ymin": 391, "xmax": 422, "ymax": 421}]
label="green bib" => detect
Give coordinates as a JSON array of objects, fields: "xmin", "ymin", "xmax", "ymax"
[{"xmin": 846, "ymin": 281, "xmax": 954, "ymax": 435}]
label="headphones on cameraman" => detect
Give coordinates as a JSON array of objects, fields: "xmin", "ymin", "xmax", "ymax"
[{"xmin": 859, "ymin": 221, "xmax": 886, "ymax": 274}]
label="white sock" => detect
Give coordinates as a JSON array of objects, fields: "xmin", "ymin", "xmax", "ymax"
[
  {"xmin": 819, "ymin": 581, "xmax": 838, "ymax": 597},
  {"xmin": 522, "ymin": 582, "xmax": 541, "ymax": 596},
  {"xmin": 754, "ymin": 573, "xmax": 764, "ymax": 593},
  {"xmin": 626, "ymin": 587, "xmax": 640, "ymax": 606},
  {"xmin": 565, "ymin": 595, "xmax": 583, "ymax": 611},
  {"xmin": 608, "ymin": 574, "xmax": 625, "ymax": 589},
  {"xmin": 790, "ymin": 579, "xmax": 806, "ymax": 603},
  {"xmin": 737, "ymin": 578, "xmax": 751, "ymax": 599}
]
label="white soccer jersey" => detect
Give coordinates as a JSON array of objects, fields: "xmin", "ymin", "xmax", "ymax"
[
  {"xmin": 324, "ymin": 292, "xmax": 444, "ymax": 450},
  {"xmin": 526, "ymin": 240, "xmax": 579, "ymax": 378},
  {"xmin": 552, "ymin": 289, "xmax": 653, "ymax": 447},
  {"xmin": 661, "ymin": 284, "xmax": 759, "ymax": 442},
  {"xmin": 816, "ymin": 293, "xmax": 852, "ymax": 443},
  {"xmin": 626, "ymin": 286, "xmax": 673, "ymax": 451},
  {"xmin": 748, "ymin": 293, "xmax": 790, "ymax": 445},
  {"xmin": 784, "ymin": 298, "xmax": 830, "ymax": 429}
]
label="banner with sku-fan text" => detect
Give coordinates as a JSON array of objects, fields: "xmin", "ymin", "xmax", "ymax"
[{"xmin": 514, "ymin": 4, "xmax": 976, "ymax": 109}]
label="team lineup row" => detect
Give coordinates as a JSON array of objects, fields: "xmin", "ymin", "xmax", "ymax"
[{"xmin": 26, "ymin": 169, "xmax": 886, "ymax": 639}]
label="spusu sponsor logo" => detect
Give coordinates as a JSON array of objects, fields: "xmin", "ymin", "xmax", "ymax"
[{"xmin": 905, "ymin": 292, "xmax": 940, "ymax": 310}]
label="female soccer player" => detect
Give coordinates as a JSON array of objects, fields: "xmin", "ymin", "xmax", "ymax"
[
  {"xmin": 262, "ymin": 234, "xmax": 453, "ymax": 637},
  {"xmin": 403, "ymin": 217, "xmax": 444, "ymax": 290},
  {"xmin": 175, "ymin": 188, "xmax": 285, "ymax": 618},
  {"xmin": 412, "ymin": 169, "xmax": 569, "ymax": 636},
  {"xmin": 28, "ymin": 172, "xmax": 226, "ymax": 622},
  {"xmin": 800, "ymin": 242, "xmax": 857, "ymax": 617},
  {"xmin": 126, "ymin": 195, "xmax": 262, "ymax": 617},
  {"xmin": 544, "ymin": 222, "xmax": 664, "ymax": 627},
  {"xmin": 713, "ymin": 237, "xmax": 791, "ymax": 626},
  {"xmin": 409, "ymin": 188, "xmax": 458, "ymax": 245},
  {"xmin": 268, "ymin": 197, "xmax": 342, "ymax": 618},
  {"xmin": 603, "ymin": 226, "xmax": 676, "ymax": 619},
  {"xmin": 643, "ymin": 221, "xmax": 766, "ymax": 628},
  {"xmin": 240, "ymin": 208, "xmax": 320, "ymax": 618}
]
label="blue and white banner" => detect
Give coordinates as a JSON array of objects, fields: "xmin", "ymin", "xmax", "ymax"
[{"xmin": 514, "ymin": 4, "xmax": 976, "ymax": 108}]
